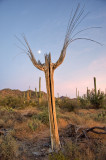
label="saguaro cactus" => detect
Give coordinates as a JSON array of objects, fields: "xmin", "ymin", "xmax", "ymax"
[
  {"xmin": 87, "ymin": 87, "xmax": 90, "ymax": 99},
  {"xmin": 27, "ymin": 90, "xmax": 30, "ymax": 101},
  {"xmin": 30, "ymin": 90, "xmax": 31, "ymax": 98},
  {"xmin": 18, "ymin": 4, "xmax": 101, "ymax": 151},
  {"xmin": 24, "ymin": 91, "xmax": 25, "ymax": 99},
  {"xmin": 87, "ymin": 87, "xmax": 88, "ymax": 97},
  {"xmin": 78, "ymin": 90, "xmax": 79, "ymax": 98},
  {"xmin": 76, "ymin": 88, "xmax": 77, "ymax": 98},
  {"xmin": 29, "ymin": 86, "xmax": 31, "ymax": 98},
  {"xmin": 39, "ymin": 77, "xmax": 41, "ymax": 98},
  {"xmin": 35, "ymin": 88, "xmax": 37, "ymax": 97},
  {"xmin": 94, "ymin": 77, "xmax": 97, "ymax": 96},
  {"xmin": 98, "ymin": 89, "xmax": 100, "ymax": 95}
]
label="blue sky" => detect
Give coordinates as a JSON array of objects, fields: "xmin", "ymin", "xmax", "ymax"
[{"xmin": 0, "ymin": 0, "xmax": 106, "ymax": 98}]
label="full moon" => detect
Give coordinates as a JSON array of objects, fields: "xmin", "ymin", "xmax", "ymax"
[{"xmin": 37, "ymin": 50, "xmax": 41, "ymax": 54}]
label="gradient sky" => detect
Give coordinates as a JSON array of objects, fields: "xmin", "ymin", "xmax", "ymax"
[{"xmin": 0, "ymin": 0, "xmax": 106, "ymax": 98}]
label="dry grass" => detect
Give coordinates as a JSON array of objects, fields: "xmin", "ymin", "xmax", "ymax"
[
  {"xmin": 0, "ymin": 100, "xmax": 106, "ymax": 160},
  {"xmin": 0, "ymin": 134, "xmax": 19, "ymax": 160}
]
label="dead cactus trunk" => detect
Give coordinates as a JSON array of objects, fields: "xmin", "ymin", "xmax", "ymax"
[{"xmin": 45, "ymin": 53, "xmax": 60, "ymax": 150}]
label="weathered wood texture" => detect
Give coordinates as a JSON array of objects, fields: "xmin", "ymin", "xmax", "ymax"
[{"xmin": 45, "ymin": 53, "xmax": 60, "ymax": 150}]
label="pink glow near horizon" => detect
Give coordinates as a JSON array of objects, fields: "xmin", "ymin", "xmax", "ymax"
[{"xmin": 54, "ymin": 56, "xmax": 106, "ymax": 98}]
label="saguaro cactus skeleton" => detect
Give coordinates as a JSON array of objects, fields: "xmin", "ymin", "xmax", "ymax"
[{"xmin": 17, "ymin": 4, "xmax": 102, "ymax": 151}]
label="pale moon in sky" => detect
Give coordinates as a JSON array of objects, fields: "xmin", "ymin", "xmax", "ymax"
[{"xmin": 37, "ymin": 50, "xmax": 41, "ymax": 54}]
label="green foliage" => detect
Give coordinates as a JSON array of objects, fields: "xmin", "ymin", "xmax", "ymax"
[
  {"xmin": 32, "ymin": 111, "xmax": 49, "ymax": 125},
  {"xmin": 28, "ymin": 110, "xmax": 49, "ymax": 131},
  {"xmin": 88, "ymin": 90, "xmax": 105, "ymax": 108},
  {"xmin": 80, "ymin": 89, "xmax": 105, "ymax": 109},
  {"xmin": 0, "ymin": 96, "xmax": 25, "ymax": 109},
  {"xmin": 49, "ymin": 151, "xmax": 67, "ymax": 160},
  {"xmin": 79, "ymin": 98, "xmax": 90, "ymax": 109},
  {"xmin": 37, "ymin": 99, "xmax": 48, "ymax": 110},
  {"xmin": 91, "ymin": 110, "xmax": 106, "ymax": 123},
  {"xmin": 58, "ymin": 99, "xmax": 79, "ymax": 112},
  {"xmin": 39, "ymin": 77, "xmax": 41, "ymax": 98},
  {"xmin": 28, "ymin": 119, "xmax": 41, "ymax": 131},
  {"xmin": 29, "ymin": 100, "xmax": 38, "ymax": 107}
]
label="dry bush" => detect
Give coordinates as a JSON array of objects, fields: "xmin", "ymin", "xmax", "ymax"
[
  {"xmin": 58, "ymin": 99, "xmax": 79, "ymax": 112},
  {"xmin": 0, "ymin": 134, "xmax": 19, "ymax": 160},
  {"xmin": 0, "ymin": 96, "xmax": 25, "ymax": 109},
  {"xmin": 28, "ymin": 119, "xmax": 42, "ymax": 131},
  {"xmin": 49, "ymin": 140, "xmax": 106, "ymax": 160},
  {"xmin": 49, "ymin": 151, "xmax": 66, "ymax": 160}
]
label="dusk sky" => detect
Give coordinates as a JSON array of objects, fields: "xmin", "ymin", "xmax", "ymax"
[{"xmin": 0, "ymin": 0, "xmax": 106, "ymax": 98}]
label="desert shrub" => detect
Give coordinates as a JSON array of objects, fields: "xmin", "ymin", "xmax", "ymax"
[
  {"xmin": 37, "ymin": 99, "xmax": 48, "ymax": 110},
  {"xmin": 49, "ymin": 140, "xmax": 106, "ymax": 160},
  {"xmin": 49, "ymin": 151, "xmax": 67, "ymax": 160},
  {"xmin": 88, "ymin": 90, "xmax": 105, "ymax": 108},
  {"xmin": 79, "ymin": 98, "xmax": 90, "ymax": 109},
  {"xmin": 58, "ymin": 99, "xmax": 79, "ymax": 112},
  {"xmin": 0, "ymin": 108, "xmax": 24, "ymax": 128},
  {"xmin": 91, "ymin": 110, "xmax": 106, "ymax": 123},
  {"xmin": 0, "ymin": 96, "xmax": 25, "ymax": 109},
  {"xmin": 29, "ymin": 100, "xmax": 37, "ymax": 107},
  {"xmin": 63, "ymin": 141, "xmax": 82, "ymax": 160},
  {"xmin": 0, "ymin": 134, "xmax": 19, "ymax": 160},
  {"xmin": 32, "ymin": 110, "xmax": 49, "ymax": 125},
  {"xmin": 79, "ymin": 90, "xmax": 105, "ymax": 109},
  {"xmin": 28, "ymin": 119, "xmax": 42, "ymax": 131}
]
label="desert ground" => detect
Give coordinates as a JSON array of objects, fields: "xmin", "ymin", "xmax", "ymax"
[{"xmin": 0, "ymin": 89, "xmax": 106, "ymax": 160}]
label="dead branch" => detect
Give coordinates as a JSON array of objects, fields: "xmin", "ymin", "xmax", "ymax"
[
  {"xmin": 78, "ymin": 126, "xmax": 106, "ymax": 139},
  {"xmin": 86, "ymin": 126, "xmax": 106, "ymax": 134}
]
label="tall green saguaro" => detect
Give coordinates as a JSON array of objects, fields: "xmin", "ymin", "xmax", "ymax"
[
  {"xmin": 76, "ymin": 88, "xmax": 77, "ymax": 98},
  {"xmin": 78, "ymin": 90, "xmax": 79, "ymax": 98},
  {"xmin": 27, "ymin": 90, "xmax": 30, "ymax": 101},
  {"xmin": 24, "ymin": 91, "xmax": 25, "ymax": 99},
  {"xmin": 87, "ymin": 87, "xmax": 89, "ymax": 98},
  {"xmin": 94, "ymin": 77, "xmax": 97, "ymax": 96},
  {"xmin": 87, "ymin": 87, "xmax": 88, "ymax": 98},
  {"xmin": 35, "ymin": 88, "xmax": 37, "ymax": 97},
  {"xmin": 39, "ymin": 77, "xmax": 41, "ymax": 98}
]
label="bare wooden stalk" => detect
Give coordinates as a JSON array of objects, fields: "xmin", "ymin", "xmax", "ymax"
[{"xmin": 45, "ymin": 53, "xmax": 60, "ymax": 150}]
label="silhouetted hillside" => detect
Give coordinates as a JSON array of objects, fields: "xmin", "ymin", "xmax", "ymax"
[{"xmin": 0, "ymin": 88, "xmax": 47, "ymax": 99}]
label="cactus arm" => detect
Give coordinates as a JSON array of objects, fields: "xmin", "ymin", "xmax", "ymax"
[
  {"xmin": 28, "ymin": 50, "xmax": 45, "ymax": 71},
  {"xmin": 53, "ymin": 45, "xmax": 67, "ymax": 70},
  {"xmin": 23, "ymin": 35, "xmax": 45, "ymax": 71}
]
